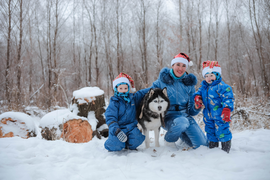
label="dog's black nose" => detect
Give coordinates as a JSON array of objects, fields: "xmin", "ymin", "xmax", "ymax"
[{"xmin": 158, "ymin": 106, "xmax": 162, "ymax": 111}]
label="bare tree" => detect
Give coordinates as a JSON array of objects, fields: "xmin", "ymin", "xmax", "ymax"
[
  {"xmin": 198, "ymin": 0, "xmax": 203, "ymax": 71},
  {"xmin": 16, "ymin": 0, "xmax": 23, "ymax": 107},
  {"xmin": 207, "ymin": 0, "xmax": 213, "ymax": 59},
  {"xmin": 249, "ymin": 0, "xmax": 269, "ymax": 97},
  {"xmin": 84, "ymin": 0, "xmax": 93, "ymax": 85},
  {"xmin": 213, "ymin": 0, "xmax": 221, "ymax": 61},
  {"xmin": 179, "ymin": 0, "xmax": 182, "ymax": 50},
  {"xmin": 225, "ymin": 0, "xmax": 232, "ymax": 84},
  {"xmin": 136, "ymin": 0, "xmax": 150, "ymax": 87},
  {"xmin": 5, "ymin": 0, "xmax": 13, "ymax": 105},
  {"xmin": 155, "ymin": 0, "xmax": 164, "ymax": 77}
]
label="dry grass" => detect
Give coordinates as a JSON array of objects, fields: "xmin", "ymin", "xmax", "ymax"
[{"xmin": 195, "ymin": 98, "xmax": 270, "ymax": 132}]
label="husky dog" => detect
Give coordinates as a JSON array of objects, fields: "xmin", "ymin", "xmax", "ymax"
[{"xmin": 136, "ymin": 88, "xmax": 170, "ymax": 148}]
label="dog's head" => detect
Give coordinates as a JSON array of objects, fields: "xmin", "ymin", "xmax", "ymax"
[{"xmin": 147, "ymin": 88, "xmax": 170, "ymax": 113}]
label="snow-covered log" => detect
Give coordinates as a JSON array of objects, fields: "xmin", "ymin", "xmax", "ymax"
[
  {"xmin": 0, "ymin": 112, "xmax": 37, "ymax": 138},
  {"xmin": 70, "ymin": 87, "xmax": 108, "ymax": 139},
  {"xmin": 40, "ymin": 109, "xmax": 93, "ymax": 143}
]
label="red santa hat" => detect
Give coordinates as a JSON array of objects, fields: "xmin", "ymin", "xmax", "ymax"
[
  {"xmin": 113, "ymin": 72, "xmax": 136, "ymax": 92},
  {"xmin": 202, "ymin": 60, "xmax": 222, "ymax": 78},
  {"xmin": 171, "ymin": 53, "xmax": 193, "ymax": 68}
]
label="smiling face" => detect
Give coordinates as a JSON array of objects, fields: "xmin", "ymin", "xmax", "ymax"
[
  {"xmin": 117, "ymin": 84, "xmax": 129, "ymax": 93},
  {"xmin": 205, "ymin": 73, "xmax": 216, "ymax": 84},
  {"xmin": 172, "ymin": 62, "xmax": 186, "ymax": 77}
]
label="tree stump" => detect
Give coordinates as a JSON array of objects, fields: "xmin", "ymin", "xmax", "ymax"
[
  {"xmin": 61, "ymin": 119, "xmax": 93, "ymax": 143},
  {"xmin": 70, "ymin": 87, "xmax": 108, "ymax": 139},
  {"xmin": 0, "ymin": 112, "xmax": 37, "ymax": 139}
]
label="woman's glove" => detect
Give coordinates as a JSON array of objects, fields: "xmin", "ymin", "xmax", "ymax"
[
  {"xmin": 194, "ymin": 95, "xmax": 203, "ymax": 109},
  {"xmin": 115, "ymin": 128, "xmax": 127, "ymax": 142},
  {"xmin": 221, "ymin": 108, "xmax": 231, "ymax": 122}
]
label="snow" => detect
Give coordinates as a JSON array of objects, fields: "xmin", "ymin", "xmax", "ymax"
[
  {"xmin": 87, "ymin": 111, "xmax": 98, "ymax": 131},
  {"xmin": 0, "ymin": 112, "xmax": 36, "ymax": 137},
  {"xmin": 39, "ymin": 109, "xmax": 88, "ymax": 129},
  {"xmin": 0, "ymin": 128, "xmax": 270, "ymax": 180},
  {"xmin": 73, "ymin": 87, "xmax": 104, "ymax": 104}
]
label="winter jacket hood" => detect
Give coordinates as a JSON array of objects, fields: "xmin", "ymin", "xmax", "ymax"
[{"xmin": 159, "ymin": 67, "xmax": 197, "ymax": 86}]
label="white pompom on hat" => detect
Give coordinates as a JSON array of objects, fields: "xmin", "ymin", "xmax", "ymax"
[
  {"xmin": 113, "ymin": 72, "xmax": 136, "ymax": 92},
  {"xmin": 202, "ymin": 60, "xmax": 222, "ymax": 78},
  {"xmin": 171, "ymin": 53, "xmax": 193, "ymax": 68}
]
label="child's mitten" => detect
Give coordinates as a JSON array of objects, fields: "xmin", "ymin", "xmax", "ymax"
[
  {"xmin": 115, "ymin": 128, "xmax": 127, "ymax": 142},
  {"xmin": 194, "ymin": 95, "xmax": 203, "ymax": 109},
  {"xmin": 221, "ymin": 108, "xmax": 231, "ymax": 122}
]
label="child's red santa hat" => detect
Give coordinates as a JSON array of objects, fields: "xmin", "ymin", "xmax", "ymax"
[
  {"xmin": 202, "ymin": 60, "xmax": 222, "ymax": 78},
  {"xmin": 113, "ymin": 72, "xmax": 136, "ymax": 92},
  {"xmin": 171, "ymin": 53, "xmax": 193, "ymax": 68}
]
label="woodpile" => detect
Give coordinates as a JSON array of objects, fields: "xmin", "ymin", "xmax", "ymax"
[
  {"xmin": 0, "ymin": 117, "xmax": 36, "ymax": 139},
  {"xmin": 40, "ymin": 87, "xmax": 108, "ymax": 143}
]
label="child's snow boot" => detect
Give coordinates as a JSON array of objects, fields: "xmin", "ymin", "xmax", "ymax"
[
  {"xmin": 221, "ymin": 140, "xmax": 231, "ymax": 153},
  {"xmin": 209, "ymin": 141, "xmax": 219, "ymax": 149}
]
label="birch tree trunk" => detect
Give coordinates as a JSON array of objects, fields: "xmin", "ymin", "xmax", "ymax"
[{"xmin": 5, "ymin": 0, "xmax": 12, "ymax": 105}]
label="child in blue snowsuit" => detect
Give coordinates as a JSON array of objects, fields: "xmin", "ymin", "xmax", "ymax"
[
  {"xmin": 104, "ymin": 73, "xmax": 150, "ymax": 151},
  {"xmin": 194, "ymin": 60, "xmax": 234, "ymax": 153}
]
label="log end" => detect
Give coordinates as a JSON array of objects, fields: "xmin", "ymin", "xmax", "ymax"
[{"xmin": 61, "ymin": 119, "xmax": 93, "ymax": 143}]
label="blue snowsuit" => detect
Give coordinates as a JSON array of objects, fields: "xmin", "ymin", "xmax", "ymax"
[
  {"xmin": 104, "ymin": 88, "xmax": 150, "ymax": 151},
  {"xmin": 194, "ymin": 78, "xmax": 234, "ymax": 143},
  {"xmin": 152, "ymin": 68, "xmax": 207, "ymax": 148}
]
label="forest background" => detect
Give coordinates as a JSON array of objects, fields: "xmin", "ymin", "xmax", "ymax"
[{"xmin": 0, "ymin": 0, "xmax": 269, "ymax": 119}]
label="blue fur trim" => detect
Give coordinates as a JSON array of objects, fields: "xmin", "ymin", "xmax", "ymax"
[
  {"xmin": 159, "ymin": 68, "xmax": 174, "ymax": 85},
  {"xmin": 159, "ymin": 67, "xmax": 197, "ymax": 86},
  {"xmin": 182, "ymin": 73, "xmax": 197, "ymax": 86}
]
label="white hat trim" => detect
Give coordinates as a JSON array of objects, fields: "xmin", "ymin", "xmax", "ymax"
[
  {"xmin": 113, "ymin": 77, "xmax": 131, "ymax": 89},
  {"xmin": 171, "ymin": 57, "xmax": 189, "ymax": 67},
  {"xmin": 202, "ymin": 66, "xmax": 222, "ymax": 78}
]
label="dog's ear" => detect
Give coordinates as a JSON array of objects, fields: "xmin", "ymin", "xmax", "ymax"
[
  {"xmin": 148, "ymin": 89, "xmax": 154, "ymax": 98},
  {"xmin": 162, "ymin": 87, "xmax": 168, "ymax": 97},
  {"xmin": 139, "ymin": 104, "xmax": 144, "ymax": 119}
]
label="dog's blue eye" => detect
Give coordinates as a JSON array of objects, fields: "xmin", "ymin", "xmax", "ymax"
[
  {"xmin": 154, "ymin": 100, "xmax": 158, "ymax": 103},
  {"xmin": 161, "ymin": 100, "xmax": 164, "ymax": 102}
]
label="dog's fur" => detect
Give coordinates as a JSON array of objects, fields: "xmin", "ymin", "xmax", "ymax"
[{"xmin": 137, "ymin": 88, "xmax": 170, "ymax": 148}]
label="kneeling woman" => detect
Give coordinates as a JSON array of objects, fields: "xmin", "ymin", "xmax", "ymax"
[{"xmin": 151, "ymin": 53, "xmax": 207, "ymax": 149}]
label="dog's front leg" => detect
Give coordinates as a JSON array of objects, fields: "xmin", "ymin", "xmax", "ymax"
[
  {"xmin": 154, "ymin": 128, "xmax": 160, "ymax": 147},
  {"xmin": 144, "ymin": 129, "xmax": 150, "ymax": 148}
]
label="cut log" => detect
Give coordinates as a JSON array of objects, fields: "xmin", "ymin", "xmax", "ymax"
[
  {"xmin": 40, "ymin": 125, "xmax": 63, "ymax": 141},
  {"xmin": 39, "ymin": 109, "xmax": 93, "ymax": 143},
  {"xmin": 71, "ymin": 87, "xmax": 108, "ymax": 138},
  {"xmin": 0, "ymin": 117, "xmax": 36, "ymax": 138},
  {"xmin": 61, "ymin": 119, "xmax": 93, "ymax": 143}
]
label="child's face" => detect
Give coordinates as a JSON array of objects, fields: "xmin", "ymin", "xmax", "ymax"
[
  {"xmin": 205, "ymin": 73, "xmax": 216, "ymax": 84},
  {"xmin": 117, "ymin": 84, "xmax": 129, "ymax": 93}
]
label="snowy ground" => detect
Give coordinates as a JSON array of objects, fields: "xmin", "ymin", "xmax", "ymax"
[{"xmin": 1, "ymin": 129, "xmax": 270, "ymax": 180}]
